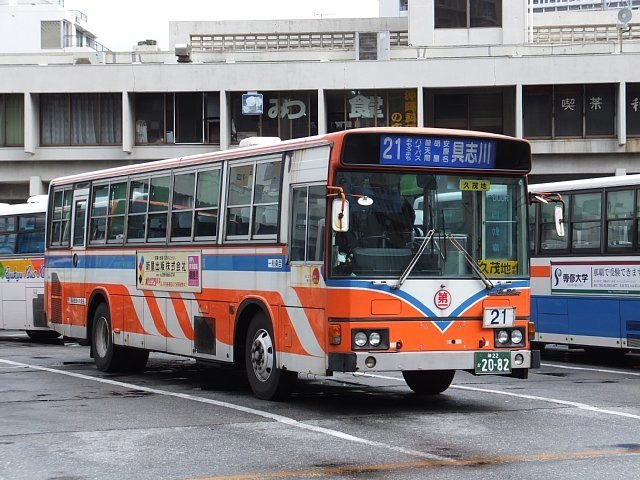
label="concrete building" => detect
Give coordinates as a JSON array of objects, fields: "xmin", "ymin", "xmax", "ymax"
[{"xmin": 0, "ymin": 0, "xmax": 639, "ymax": 202}]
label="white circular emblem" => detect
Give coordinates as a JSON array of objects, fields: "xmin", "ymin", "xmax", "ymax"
[{"xmin": 434, "ymin": 289, "xmax": 452, "ymax": 310}]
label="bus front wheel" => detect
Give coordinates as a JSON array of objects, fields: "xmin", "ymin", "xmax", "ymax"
[
  {"xmin": 402, "ymin": 370, "xmax": 455, "ymax": 394},
  {"xmin": 245, "ymin": 311, "xmax": 297, "ymax": 400}
]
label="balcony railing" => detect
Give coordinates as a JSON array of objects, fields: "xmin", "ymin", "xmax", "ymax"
[
  {"xmin": 190, "ymin": 31, "xmax": 408, "ymax": 52},
  {"xmin": 64, "ymin": 35, "xmax": 111, "ymax": 52},
  {"xmin": 533, "ymin": 23, "xmax": 640, "ymax": 42}
]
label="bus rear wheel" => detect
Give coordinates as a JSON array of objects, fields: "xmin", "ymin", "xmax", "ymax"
[
  {"xmin": 92, "ymin": 303, "xmax": 148, "ymax": 373},
  {"xmin": 245, "ymin": 311, "xmax": 297, "ymax": 400},
  {"xmin": 402, "ymin": 370, "xmax": 455, "ymax": 394}
]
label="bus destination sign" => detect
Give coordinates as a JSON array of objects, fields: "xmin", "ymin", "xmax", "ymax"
[{"xmin": 379, "ymin": 135, "xmax": 496, "ymax": 169}]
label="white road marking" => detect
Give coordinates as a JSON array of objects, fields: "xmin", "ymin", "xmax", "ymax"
[
  {"xmin": 357, "ymin": 372, "xmax": 640, "ymax": 421},
  {"xmin": 541, "ymin": 362, "xmax": 640, "ymax": 377},
  {"xmin": 0, "ymin": 358, "xmax": 451, "ymax": 462}
]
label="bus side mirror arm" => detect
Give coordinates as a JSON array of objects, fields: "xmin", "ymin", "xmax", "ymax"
[{"xmin": 327, "ymin": 186, "xmax": 349, "ymax": 232}]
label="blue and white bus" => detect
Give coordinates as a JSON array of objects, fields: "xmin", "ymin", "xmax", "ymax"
[{"xmin": 529, "ymin": 174, "xmax": 640, "ymax": 354}]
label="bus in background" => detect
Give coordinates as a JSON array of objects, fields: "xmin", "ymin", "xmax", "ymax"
[
  {"xmin": 529, "ymin": 174, "xmax": 640, "ymax": 355},
  {"xmin": 0, "ymin": 196, "xmax": 58, "ymax": 340},
  {"xmin": 45, "ymin": 127, "xmax": 537, "ymax": 400}
]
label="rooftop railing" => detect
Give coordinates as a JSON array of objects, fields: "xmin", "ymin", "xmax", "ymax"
[
  {"xmin": 64, "ymin": 35, "xmax": 111, "ymax": 52},
  {"xmin": 533, "ymin": 23, "xmax": 640, "ymax": 42},
  {"xmin": 190, "ymin": 31, "xmax": 409, "ymax": 52},
  {"xmin": 532, "ymin": 0, "xmax": 640, "ymax": 12}
]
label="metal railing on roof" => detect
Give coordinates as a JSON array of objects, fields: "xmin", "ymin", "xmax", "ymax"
[
  {"xmin": 533, "ymin": 23, "xmax": 640, "ymax": 42},
  {"xmin": 190, "ymin": 31, "xmax": 408, "ymax": 52},
  {"xmin": 532, "ymin": 0, "xmax": 640, "ymax": 12},
  {"xmin": 64, "ymin": 34, "xmax": 111, "ymax": 52}
]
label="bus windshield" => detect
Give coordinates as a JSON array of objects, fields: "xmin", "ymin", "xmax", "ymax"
[{"xmin": 330, "ymin": 171, "xmax": 529, "ymax": 279}]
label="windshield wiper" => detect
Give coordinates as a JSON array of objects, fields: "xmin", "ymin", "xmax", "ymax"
[
  {"xmin": 392, "ymin": 229, "xmax": 435, "ymax": 290},
  {"xmin": 445, "ymin": 233, "xmax": 494, "ymax": 290}
]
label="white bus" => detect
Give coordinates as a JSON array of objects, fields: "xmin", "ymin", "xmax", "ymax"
[
  {"xmin": 0, "ymin": 196, "xmax": 58, "ymax": 339},
  {"xmin": 529, "ymin": 174, "xmax": 640, "ymax": 354}
]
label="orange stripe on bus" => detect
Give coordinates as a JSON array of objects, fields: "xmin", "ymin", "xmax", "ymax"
[
  {"xmin": 142, "ymin": 291, "xmax": 174, "ymax": 338},
  {"xmin": 531, "ymin": 266, "xmax": 551, "ymax": 278},
  {"xmin": 169, "ymin": 293, "xmax": 195, "ymax": 340}
]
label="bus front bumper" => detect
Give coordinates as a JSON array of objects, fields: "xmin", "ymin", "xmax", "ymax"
[{"xmin": 328, "ymin": 349, "xmax": 540, "ymax": 373}]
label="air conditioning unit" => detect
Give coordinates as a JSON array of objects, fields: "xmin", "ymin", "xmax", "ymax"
[{"xmin": 355, "ymin": 31, "xmax": 390, "ymax": 61}]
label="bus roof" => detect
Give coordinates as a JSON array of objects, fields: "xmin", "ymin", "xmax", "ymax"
[
  {"xmin": 0, "ymin": 195, "xmax": 47, "ymax": 216},
  {"xmin": 49, "ymin": 127, "xmax": 529, "ymax": 187},
  {"xmin": 529, "ymin": 174, "xmax": 640, "ymax": 193}
]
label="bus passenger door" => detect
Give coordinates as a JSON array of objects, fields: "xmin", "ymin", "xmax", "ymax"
[
  {"xmin": 66, "ymin": 189, "xmax": 88, "ymax": 336},
  {"xmin": 282, "ymin": 184, "xmax": 327, "ymax": 375}
]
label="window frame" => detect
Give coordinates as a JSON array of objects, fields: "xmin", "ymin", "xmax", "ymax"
[
  {"xmin": 88, "ymin": 177, "xmax": 128, "ymax": 246},
  {"xmin": 289, "ymin": 183, "xmax": 327, "ymax": 264},
  {"xmin": 569, "ymin": 189, "xmax": 603, "ymax": 253},
  {"xmin": 48, "ymin": 187, "xmax": 73, "ymax": 249},
  {"xmin": 434, "ymin": 0, "xmax": 502, "ymax": 29},
  {"xmin": 40, "ymin": 93, "xmax": 122, "ymax": 146},
  {"xmin": 223, "ymin": 154, "xmax": 284, "ymax": 244}
]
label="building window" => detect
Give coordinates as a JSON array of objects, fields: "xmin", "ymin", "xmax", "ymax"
[
  {"xmin": 435, "ymin": 0, "xmax": 502, "ymax": 28},
  {"xmin": 523, "ymin": 84, "xmax": 616, "ymax": 139},
  {"xmin": 41, "ymin": 20, "xmax": 61, "ymax": 49},
  {"xmin": 230, "ymin": 91, "xmax": 317, "ymax": 144},
  {"xmin": 0, "ymin": 94, "xmax": 24, "ymax": 147},
  {"xmin": 431, "ymin": 92, "xmax": 504, "ymax": 134},
  {"xmin": 134, "ymin": 92, "xmax": 219, "ymax": 145},
  {"xmin": 40, "ymin": 93, "xmax": 122, "ymax": 146},
  {"xmin": 627, "ymin": 83, "xmax": 640, "ymax": 137},
  {"xmin": 327, "ymin": 89, "xmax": 417, "ymax": 132},
  {"xmin": 523, "ymin": 86, "xmax": 552, "ymax": 138},
  {"xmin": 399, "ymin": 0, "xmax": 408, "ymax": 11}
]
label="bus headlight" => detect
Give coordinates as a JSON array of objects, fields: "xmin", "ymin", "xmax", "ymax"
[
  {"xmin": 351, "ymin": 328, "xmax": 389, "ymax": 350},
  {"xmin": 369, "ymin": 331, "xmax": 382, "ymax": 347},
  {"xmin": 354, "ymin": 331, "xmax": 368, "ymax": 347},
  {"xmin": 511, "ymin": 329, "xmax": 523, "ymax": 345},
  {"xmin": 497, "ymin": 330, "xmax": 509, "ymax": 344}
]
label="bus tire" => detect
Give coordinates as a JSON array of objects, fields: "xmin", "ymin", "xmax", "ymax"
[
  {"xmin": 245, "ymin": 311, "xmax": 297, "ymax": 400},
  {"xmin": 402, "ymin": 370, "xmax": 455, "ymax": 395},
  {"xmin": 91, "ymin": 303, "xmax": 125, "ymax": 372},
  {"xmin": 26, "ymin": 330, "xmax": 61, "ymax": 341}
]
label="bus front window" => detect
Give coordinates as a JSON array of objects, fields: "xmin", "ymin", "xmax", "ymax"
[{"xmin": 330, "ymin": 171, "xmax": 528, "ymax": 280}]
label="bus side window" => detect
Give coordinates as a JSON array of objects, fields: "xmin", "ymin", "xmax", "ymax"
[
  {"xmin": 290, "ymin": 185, "xmax": 325, "ymax": 262},
  {"xmin": 0, "ymin": 215, "xmax": 16, "ymax": 254},
  {"xmin": 16, "ymin": 214, "xmax": 45, "ymax": 254}
]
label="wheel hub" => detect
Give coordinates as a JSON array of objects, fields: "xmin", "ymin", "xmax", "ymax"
[{"xmin": 250, "ymin": 328, "xmax": 273, "ymax": 382}]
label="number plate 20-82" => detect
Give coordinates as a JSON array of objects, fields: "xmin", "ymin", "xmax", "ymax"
[
  {"xmin": 483, "ymin": 307, "xmax": 515, "ymax": 328},
  {"xmin": 474, "ymin": 351, "xmax": 511, "ymax": 374}
]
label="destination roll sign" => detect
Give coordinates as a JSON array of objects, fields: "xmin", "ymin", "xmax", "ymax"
[
  {"xmin": 380, "ymin": 135, "xmax": 495, "ymax": 169},
  {"xmin": 340, "ymin": 132, "xmax": 531, "ymax": 172}
]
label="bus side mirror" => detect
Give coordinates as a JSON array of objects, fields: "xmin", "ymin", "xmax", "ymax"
[
  {"xmin": 555, "ymin": 204, "xmax": 565, "ymax": 237},
  {"xmin": 331, "ymin": 198, "xmax": 349, "ymax": 232}
]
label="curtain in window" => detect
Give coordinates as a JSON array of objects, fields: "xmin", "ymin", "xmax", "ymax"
[
  {"xmin": 71, "ymin": 94, "xmax": 99, "ymax": 145},
  {"xmin": 100, "ymin": 93, "xmax": 122, "ymax": 144},
  {"xmin": 40, "ymin": 94, "xmax": 68, "ymax": 145},
  {"xmin": 5, "ymin": 95, "xmax": 24, "ymax": 146}
]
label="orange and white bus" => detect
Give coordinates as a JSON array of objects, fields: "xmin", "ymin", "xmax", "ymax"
[
  {"xmin": 1, "ymin": 196, "xmax": 58, "ymax": 339},
  {"xmin": 45, "ymin": 127, "xmax": 537, "ymax": 399}
]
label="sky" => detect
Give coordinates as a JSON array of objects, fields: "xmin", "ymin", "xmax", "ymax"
[{"xmin": 63, "ymin": 0, "xmax": 380, "ymax": 51}]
